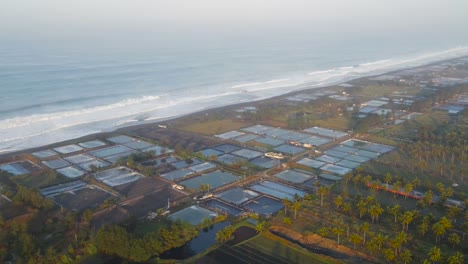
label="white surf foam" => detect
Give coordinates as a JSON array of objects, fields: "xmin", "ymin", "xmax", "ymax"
[
  {"xmin": 1, "ymin": 46, "xmax": 468, "ymax": 153},
  {"xmin": 0, "ymin": 95, "xmax": 161, "ymax": 130}
]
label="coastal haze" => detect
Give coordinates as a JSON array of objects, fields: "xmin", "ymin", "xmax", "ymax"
[{"xmin": 1, "ymin": 0, "xmax": 468, "ymax": 153}]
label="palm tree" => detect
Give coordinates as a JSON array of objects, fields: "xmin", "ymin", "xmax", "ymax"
[
  {"xmin": 357, "ymin": 200, "xmax": 367, "ymax": 219},
  {"xmin": 432, "ymin": 216, "xmax": 452, "ymax": 243},
  {"xmin": 369, "ymin": 204, "xmax": 383, "ymax": 223},
  {"xmin": 317, "ymin": 186, "xmax": 327, "ymax": 206},
  {"xmin": 372, "ymin": 233, "xmax": 386, "ymax": 250},
  {"xmin": 400, "ymin": 211, "xmax": 414, "ymax": 232},
  {"xmin": 423, "ymin": 190, "xmax": 434, "ymax": 206},
  {"xmin": 365, "ymin": 240, "xmax": 378, "ymax": 256},
  {"xmin": 448, "ymin": 233, "xmax": 460, "ymax": 248},
  {"xmin": 352, "ymin": 174, "xmax": 362, "ymax": 187},
  {"xmin": 404, "ymin": 183, "xmax": 413, "ymax": 200},
  {"xmin": 349, "ymin": 233, "xmax": 362, "ymax": 249},
  {"xmin": 428, "ymin": 246, "xmax": 441, "ymax": 263},
  {"xmin": 432, "ymin": 222, "xmax": 445, "ymax": 244},
  {"xmin": 418, "ymin": 221, "xmax": 430, "ymax": 237},
  {"xmin": 362, "ymin": 175, "xmax": 372, "ymax": 186},
  {"xmin": 342, "ymin": 202, "xmax": 352, "ymax": 214},
  {"xmin": 446, "ymin": 252, "xmax": 464, "ymax": 264},
  {"xmin": 216, "ymin": 225, "xmax": 235, "ymax": 243},
  {"xmin": 388, "ymin": 204, "xmax": 401, "ymax": 223},
  {"xmin": 399, "ymin": 249, "xmax": 412, "ymax": 264},
  {"xmin": 447, "ymin": 207, "xmax": 461, "ymax": 223},
  {"xmin": 255, "ymin": 221, "xmax": 268, "ymax": 233},
  {"xmin": 439, "ymin": 216, "xmax": 452, "ymax": 230},
  {"xmin": 292, "ymin": 200, "xmax": 301, "ymax": 219},
  {"xmin": 411, "ymin": 177, "xmax": 421, "ymax": 189},
  {"xmin": 318, "ymin": 227, "xmax": 329, "ymax": 237},
  {"xmin": 334, "ymin": 195, "xmax": 343, "ymax": 209},
  {"xmin": 384, "ymin": 248, "xmax": 395, "ymax": 262},
  {"xmin": 384, "ymin": 172, "xmax": 392, "ymax": 190},
  {"xmin": 282, "ymin": 197, "xmax": 291, "ymax": 215},
  {"xmin": 360, "ymin": 222, "xmax": 370, "ymax": 243},
  {"xmin": 343, "ymin": 172, "xmax": 352, "ymax": 185},
  {"xmin": 395, "ymin": 231, "xmax": 408, "ymax": 255},
  {"xmin": 332, "ymin": 227, "xmax": 344, "ymax": 245},
  {"xmin": 393, "ymin": 181, "xmax": 402, "ymax": 198}
]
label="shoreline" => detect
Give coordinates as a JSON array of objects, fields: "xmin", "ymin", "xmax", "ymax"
[{"xmin": 1, "ymin": 54, "xmax": 467, "ymax": 160}]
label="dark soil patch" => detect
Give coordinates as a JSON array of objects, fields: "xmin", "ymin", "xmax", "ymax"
[
  {"xmin": 91, "ymin": 206, "xmax": 129, "ymax": 228},
  {"xmin": 52, "ymin": 186, "xmax": 113, "ymax": 211},
  {"xmin": 227, "ymin": 226, "xmax": 258, "ymax": 246}
]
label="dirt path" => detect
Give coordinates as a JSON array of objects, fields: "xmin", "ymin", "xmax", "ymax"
[{"xmin": 269, "ymin": 226, "xmax": 376, "ymax": 263}]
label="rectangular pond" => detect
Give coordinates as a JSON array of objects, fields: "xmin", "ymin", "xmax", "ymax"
[
  {"xmin": 204, "ymin": 200, "xmax": 244, "ymax": 216},
  {"xmin": 320, "ymin": 164, "xmax": 351, "ymax": 175},
  {"xmin": 200, "ymin": 148, "xmax": 224, "ymax": 157},
  {"xmin": 234, "ymin": 134, "xmax": 260, "ymax": 143},
  {"xmin": 94, "ymin": 167, "xmax": 141, "ymax": 187},
  {"xmin": 106, "ymin": 135, "xmax": 135, "ymax": 144},
  {"xmin": 124, "ymin": 140, "xmax": 154, "ymax": 150},
  {"xmin": 0, "ymin": 163, "xmax": 28, "ymax": 175},
  {"xmin": 162, "ymin": 169, "xmax": 194, "ymax": 181},
  {"xmin": 103, "ymin": 150, "xmax": 138, "ymax": 163},
  {"xmin": 40, "ymin": 180, "xmax": 87, "ymax": 197},
  {"xmin": 53, "ymin": 144, "xmax": 84, "ymax": 154},
  {"xmin": 212, "ymin": 143, "xmax": 242, "ymax": 153},
  {"xmin": 216, "ymin": 187, "xmax": 259, "ymax": 205},
  {"xmin": 42, "ymin": 159, "xmax": 70, "ymax": 169},
  {"xmin": 254, "ymin": 137, "xmax": 285, "ymax": 147},
  {"xmin": 241, "ymin": 125, "xmax": 275, "ymax": 134},
  {"xmin": 216, "ymin": 130, "xmax": 245, "ymax": 140},
  {"xmin": 264, "ymin": 128, "xmax": 290, "ymax": 138},
  {"xmin": 274, "ymin": 170, "xmax": 313, "ymax": 184},
  {"xmin": 78, "ymin": 140, "xmax": 106, "ymax": 149},
  {"xmin": 142, "ymin": 145, "xmax": 173, "ymax": 155},
  {"xmin": 277, "ymin": 131, "xmax": 311, "ymax": 141},
  {"xmin": 63, "ymin": 154, "xmax": 94, "ymax": 165},
  {"xmin": 79, "ymin": 160, "xmax": 111, "ymax": 172},
  {"xmin": 56, "ymin": 166, "xmax": 85, "ymax": 178},
  {"xmin": 299, "ymin": 136, "xmax": 331, "ymax": 146},
  {"xmin": 232, "ymin": 149, "xmax": 263, "ymax": 160},
  {"xmin": 297, "ymin": 158, "xmax": 325, "ymax": 169},
  {"xmin": 169, "ymin": 205, "xmax": 217, "ymax": 226},
  {"xmin": 274, "ymin": 145, "xmax": 305, "ymax": 155},
  {"xmin": 303, "ymin": 126, "xmax": 348, "ymax": 139},
  {"xmin": 180, "ymin": 170, "xmax": 240, "ymax": 190},
  {"xmin": 250, "ymin": 157, "xmax": 278, "ymax": 169},
  {"xmin": 88, "ymin": 145, "xmax": 133, "ymax": 158},
  {"xmin": 315, "ymin": 155, "xmax": 341, "ymax": 164},
  {"xmin": 243, "ymin": 196, "xmax": 283, "ymax": 216},
  {"xmin": 188, "ymin": 162, "xmax": 216, "ymax": 173},
  {"xmin": 217, "ymin": 154, "xmax": 247, "ymax": 165},
  {"xmin": 32, "ymin": 149, "xmax": 58, "ymax": 159},
  {"xmin": 172, "ymin": 158, "xmax": 202, "ymax": 169}
]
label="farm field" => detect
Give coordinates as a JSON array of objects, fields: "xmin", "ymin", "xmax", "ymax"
[{"xmin": 198, "ymin": 232, "xmax": 337, "ymax": 264}]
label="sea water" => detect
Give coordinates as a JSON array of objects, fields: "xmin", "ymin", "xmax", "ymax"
[{"xmin": 1, "ymin": 30, "xmax": 468, "ymax": 153}]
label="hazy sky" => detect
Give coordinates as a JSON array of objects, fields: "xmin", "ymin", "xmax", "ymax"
[{"xmin": 2, "ymin": 0, "xmax": 467, "ymax": 34}]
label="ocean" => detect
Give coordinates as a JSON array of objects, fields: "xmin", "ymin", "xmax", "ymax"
[{"xmin": 1, "ymin": 30, "xmax": 468, "ymax": 153}]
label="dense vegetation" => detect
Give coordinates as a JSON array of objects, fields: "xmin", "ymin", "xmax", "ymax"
[{"xmin": 95, "ymin": 220, "xmax": 197, "ymax": 262}]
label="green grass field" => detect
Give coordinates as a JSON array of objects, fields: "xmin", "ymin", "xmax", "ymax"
[{"xmin": 237, "ymin": 233, "xmax": 339, "ymax": 264}]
